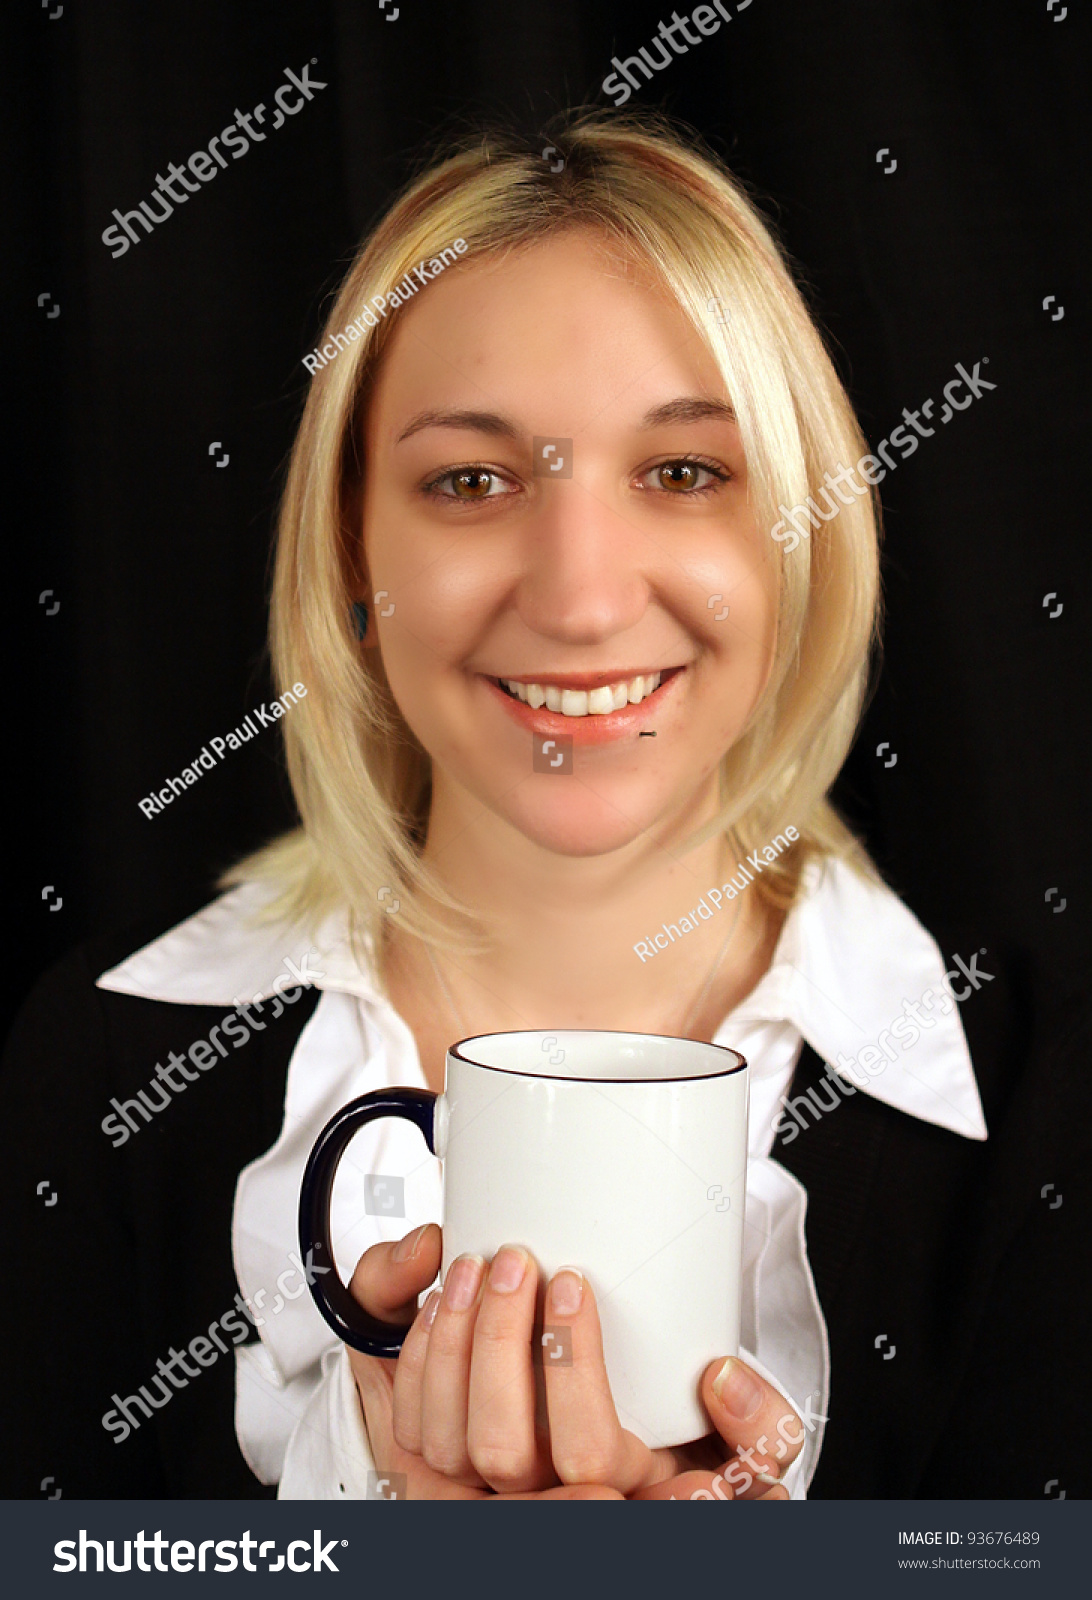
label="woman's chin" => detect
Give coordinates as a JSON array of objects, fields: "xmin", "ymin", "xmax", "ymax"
[{"xmin": 497, "ymin": 792, "xmax": 664, "ymax": 859}]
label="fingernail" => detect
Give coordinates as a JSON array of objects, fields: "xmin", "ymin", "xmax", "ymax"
[
  {"xmin": 547, "ymin": 1268, "xmax": 584, "ymax": 1317},
  {"xmin": 712, "ymin": 1357, "xmax": 764, "ymax": 1419},
  {"xmin": 754, "ymin": 1468, "xmax": 781, "ymax": 1487},
  {"xmin": 442, "ymin": 1254, "xmax": 484, "ymax": 1312},
  {"xmin": 392, "ymin": 1224, "xmax": 429, "ymax": 1263},
  {"xmin": 489, "ymin": 1246, "xmax": 528, "ymax": 1294},
  {"xmin": 420, "ymin": 1289, "xmax": 441, "ymax": 1331}
]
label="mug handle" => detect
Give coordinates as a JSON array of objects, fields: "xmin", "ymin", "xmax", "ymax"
[{"xmin": 298, "ymin": 1087, "xmax": 437, "ymax": 1357}]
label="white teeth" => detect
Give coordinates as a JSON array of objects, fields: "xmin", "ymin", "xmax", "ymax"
[{"xmin": 501, "ymin": 671, "xmax": 664, "ymax": 717}]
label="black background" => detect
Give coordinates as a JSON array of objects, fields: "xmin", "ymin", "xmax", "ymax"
[{"xmin": 7, "ymin": 0, "xmax": 1090, "ymax": 1036}]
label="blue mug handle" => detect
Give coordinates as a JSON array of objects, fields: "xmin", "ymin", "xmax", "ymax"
[{"xmin": 298, "ymin": 1087, "xmax": 437, "ymax": 1357}]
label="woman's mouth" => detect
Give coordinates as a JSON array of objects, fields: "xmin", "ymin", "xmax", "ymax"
[
  {"xmin": 498, "ymin": 669, "xmax": 668, "ymax": 715},
  {"xmin": 480, "ymin": 665, "xmax": 687, "ymax": 745}
]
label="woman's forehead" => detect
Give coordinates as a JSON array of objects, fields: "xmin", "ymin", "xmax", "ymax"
[{"xmin": 365, "ymin": 232, "xmax": 730, "ymax": 442}]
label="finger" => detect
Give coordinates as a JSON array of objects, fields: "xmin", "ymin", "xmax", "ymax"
[
  {"xmin": 347, "ymin": 1222, "xmax": 442, "ymax": 1327},
  {"xmin": 729, "ymin": 1457, "xmax": 785, "ymax": 1500},
  {"xmin": 492, "ymin": 1485, "xmax": 625, "ymax": 1501},
  {"xmin": 391, "ymin": 1289, "xmax": 441, "ymax": 1454},
  {"xmin": 347, "ymin": 1342, "xmax": 395, "ymax": 1448},
  {"xmin": 342, "ymin": 1258, "xmax": 491, "ymax": 1503},
  {"xmin": 540, "ymin": 1269, "xmax": 656, "ymax": 1494},
  {"xmin": 700, "ymin": 1357, "xmax": 807, "ymax": 1481},
  {"xmin": 420, "ymin": 1253, "xmax": 490, "ymax": 1483},
  {"xmin": 347, "ymin": 1335, "xmax": 400, "ymax": 1481},
  {"xmin": 346, "ymin": 1224, "xmax": 442, "ymax": 1449},
  {"xmin": 463, "ymin": 1246, "xmax": 554, "ymax": 1492},
  {"xmin": 630, "ymin": 1469, "xmax": 735, "ymax": 1501},
  {"xmin": 348, "ymin": 1361, "xmax": 491, "ymax": 1502},
  {"xmin": 691, "ymin": 1448, "xmax": 783, "ymax": 1502},
  {"xmin": 348, "ymin": 1347, "xmax": 496, "ymax": 1504},
  {"xmin": 626, "ymin": 1431, "xmax": 724, "ymax": 1491}
]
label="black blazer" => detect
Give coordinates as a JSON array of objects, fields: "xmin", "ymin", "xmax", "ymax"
[{"xmin": 1, "ymin": 922, "xmax": 1088, "ymax": 1498}]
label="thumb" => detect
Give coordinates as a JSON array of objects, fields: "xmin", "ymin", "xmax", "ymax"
[
  {"xmin": 347, "ymin": 1222, "xmax": 442, "ymax": 1328},
  {"xmin": 700, "ymin": 1356, "xmax": 806, "ymax": 1486}
]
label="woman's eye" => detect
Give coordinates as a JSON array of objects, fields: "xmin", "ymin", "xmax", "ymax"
[
  {"xmin": 643, "ymin": 459, "xmax": 729, "ymax": 494},
  {"xmin": 425, "ymin": 467, "xmax": 518, "ymax": 501},
  {"xmin": 423, "ymin": 457, "xmax": 728, "ymax": 500}
]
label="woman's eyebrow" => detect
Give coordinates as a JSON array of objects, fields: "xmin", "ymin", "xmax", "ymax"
[
  {"xmin": 394, "ymin": 397, "xmax": 735, "ymax": 445},
  {"xmin": 639, "ymin": 397, "xmax": 736, "ymax": 428},
  {"xmin": 395, "ymin": 408, "xmax": 523, "ymax": 445}
]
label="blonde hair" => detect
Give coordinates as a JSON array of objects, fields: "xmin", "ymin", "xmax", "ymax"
[{"xmin": 224, "ymin": 109, "xmax": 882, "ymax": 960}]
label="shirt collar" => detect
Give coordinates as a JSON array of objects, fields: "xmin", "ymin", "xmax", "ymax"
[
  {"xmin": 96, "ymin": 880, "xmax": 380, "ymax": 1009},
  {"xmin": 97, "ymin": 855, "xmax": 986, "ymax": 1142},
  {"xmin": 720, "ymin": 855, "xmax": 986, "ymax": 1140}
]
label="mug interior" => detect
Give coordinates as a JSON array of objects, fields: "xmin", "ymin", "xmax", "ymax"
[{"xmin": 449, "ymin": 1029, "xmax": 745, "ymax": 1082}]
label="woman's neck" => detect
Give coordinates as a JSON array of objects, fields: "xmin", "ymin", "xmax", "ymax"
[{"xmin": 380, "ymin": 772, "xmax": 785, "ymax": 1043}]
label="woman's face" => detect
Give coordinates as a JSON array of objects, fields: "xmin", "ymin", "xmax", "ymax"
[{"xmin": 361, "ymin": 229, "xmax": 778, "ymax": 857}]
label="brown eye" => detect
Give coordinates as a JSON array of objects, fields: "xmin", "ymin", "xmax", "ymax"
[
  {"xmin": 452, "ymin": 468, "xmax": 495, "ymax": 499},
  {"xmin": 423, "ymin": 464, "xmax": 521, "ymax": 504},
  {"xmin": 657, "ymin": 462, "xmax": 702, "ymax": 491},
  {"xmin": 641, "ymin": 458, "xmax": 729, "ymax": 495}
]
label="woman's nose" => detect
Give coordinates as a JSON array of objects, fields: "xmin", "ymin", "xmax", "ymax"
[{"xmin": 513, "ymin": 484, "xmax": 650, "ymax": 645}]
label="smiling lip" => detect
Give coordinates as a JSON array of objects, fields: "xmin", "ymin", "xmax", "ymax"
[{"xmin": 480, "ymin": 665, "xmax": 687, "ymax": 746}]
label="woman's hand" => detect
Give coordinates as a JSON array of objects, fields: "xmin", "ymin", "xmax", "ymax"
[
  {"xmin": 345, "ymin": 1224, "xmax": 803, "ymax": 1500},
  {"xmin": 343, "ymin": 1224, "xmax": 619, "ymax": 1499}
]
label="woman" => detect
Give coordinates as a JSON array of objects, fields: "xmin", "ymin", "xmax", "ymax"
[{"xmin": 3, "ymin": 112, "xmax": 1005, "ymax": 1501}]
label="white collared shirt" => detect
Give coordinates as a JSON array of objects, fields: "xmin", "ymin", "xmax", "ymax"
[{"xmin": 97, "ymin": 853, "xmax": 986, "ymax": 1500}]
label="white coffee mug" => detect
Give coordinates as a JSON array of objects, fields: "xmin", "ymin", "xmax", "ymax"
[{"xmin": 299, "ymin": 1029, "xmax": 748, "ymax": 1448}]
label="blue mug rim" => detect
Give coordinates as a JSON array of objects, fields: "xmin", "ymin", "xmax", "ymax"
[{"xmin": 447, "ymin": 1027, "xmax": 747, "ymax": 1083}]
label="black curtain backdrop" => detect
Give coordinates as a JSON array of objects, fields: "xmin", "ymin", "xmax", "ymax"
[{"xmin": 7, "ymin": 0, "xmax": 1090, "ymax": 1039}]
